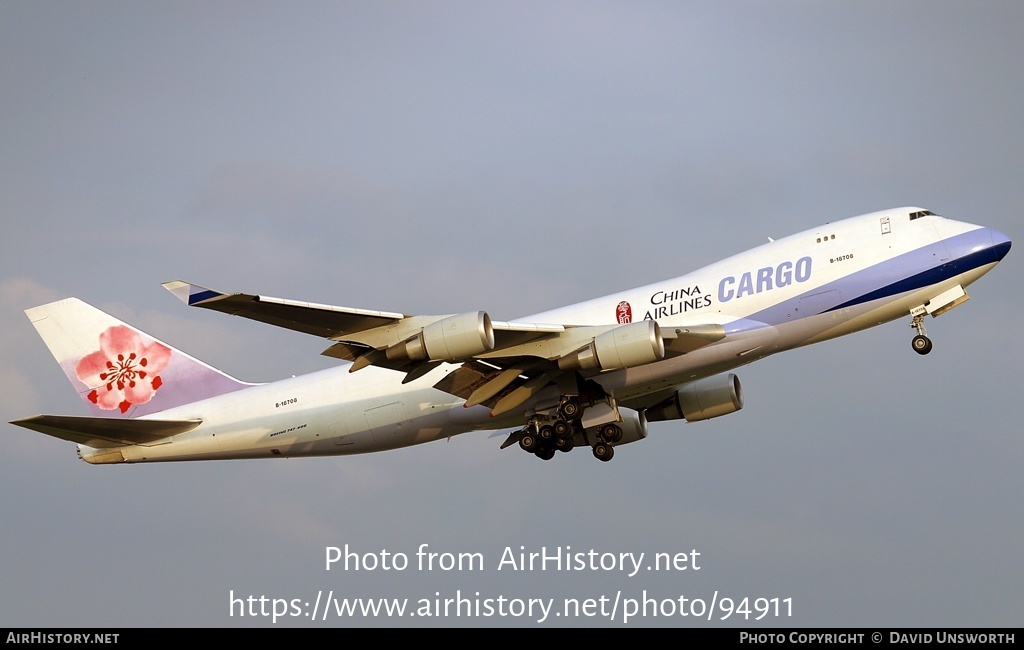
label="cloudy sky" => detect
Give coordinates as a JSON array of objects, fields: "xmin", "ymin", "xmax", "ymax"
[{"xmin": 1, "ymin": 1, "xmax": 1020, "ymax": 628}]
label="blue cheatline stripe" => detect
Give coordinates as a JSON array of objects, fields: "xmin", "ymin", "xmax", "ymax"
[
  {"xmin": 739, "ymin": 229, "xmax": 1008, "ymax": 328},
  {"xmin": 187, "ymin": 289, "xmax": 223, "ymax": 305},
  {"xmin": 829, "ymin": 239, "xmax": 1010, "ymax": 313}
]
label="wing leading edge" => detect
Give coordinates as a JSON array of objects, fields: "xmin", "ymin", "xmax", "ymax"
[
  {"xmin": 162, "ymin": 281, "xmax": 725, "ymax": 411},
  {"xmin": 162, "ymin": 280, "xmax": 407, "ymax": 339}
]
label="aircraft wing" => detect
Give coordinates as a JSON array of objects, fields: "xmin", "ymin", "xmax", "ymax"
[
  {"xmin": 163, "ymin": 281, "xmax": 569, "ymax": 365},
  {"xmin": 164, "ymin": 281, "xmax": 725, "ymax": 411},
  {"xmin": 163, "ymin": 280, "xmax": 409, "ymax": 339}
]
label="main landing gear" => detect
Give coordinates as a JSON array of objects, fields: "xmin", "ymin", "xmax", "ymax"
[
  {"xmin": 909, "ymin": 312, "xmax": 933, "ymax": 355},
  {"xmin": 515, "ymin": 396, "xmax": 624, "ymax": 463}
]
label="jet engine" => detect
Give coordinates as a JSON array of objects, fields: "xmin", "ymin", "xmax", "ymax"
[
  {"xmin": 645, "ymin": 373, "xmax": 743, "ymax": 422},
  {"xmin": 559, "ymin": 321, "xmax": 665, "ymax": 371},
  {"xmin": 387, "ymin": 311, "xmax": 495, "ymax": 362}
]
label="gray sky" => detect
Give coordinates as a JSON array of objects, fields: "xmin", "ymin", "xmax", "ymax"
[{"xmin": 1, "ymin": 1, "xmax": 1021, "ymax": 628}]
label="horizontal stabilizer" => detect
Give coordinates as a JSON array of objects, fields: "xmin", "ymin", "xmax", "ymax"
[{"xmin": 10, "ymin": 415, "xmax": 202, "ymax": 449}]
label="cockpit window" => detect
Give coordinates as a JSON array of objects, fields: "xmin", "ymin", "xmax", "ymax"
[{"xmin": 909, "ymin": 210, "xmax": 937, "ymax": 220}]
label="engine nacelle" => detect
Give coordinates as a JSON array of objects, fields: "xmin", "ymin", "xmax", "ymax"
[
  {"xmin": 645, "ymin": 373, "xmax": 743, "ymax": 423},
  {"xmin": 387, "ymin": 311, "xmax": 495, "ymax": 362},
  {"xmin": 559, "ymin": 321, "xmax": 665, "ymax": 371}
]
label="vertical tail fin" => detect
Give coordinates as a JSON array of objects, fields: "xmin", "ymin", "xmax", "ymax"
[{"xmin": 25, "ymin": 298, "xmax": 253, "ymax": 418}]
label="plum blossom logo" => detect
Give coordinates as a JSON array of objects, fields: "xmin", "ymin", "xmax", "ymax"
[
  {"xmin": 75, "ymin": 325, "xmax": 171, "ymax": 413},
  {"xmin": 615, "ymin": 301, "xmax": 632, "ymax": 324}
]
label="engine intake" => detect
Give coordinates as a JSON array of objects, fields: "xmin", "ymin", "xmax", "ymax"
[{"xmin": 387, "ymin": 311, "xmax": 495, "ymax": 362}]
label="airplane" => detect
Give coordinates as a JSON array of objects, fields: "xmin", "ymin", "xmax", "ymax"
[{"xmin": 11, "ymin": 207, "xmax": 1011, "ymax": 465}]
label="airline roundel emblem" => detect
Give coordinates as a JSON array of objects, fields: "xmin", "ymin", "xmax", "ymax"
[{"xmin": 616, "ymin": 301, "xmax": 632, "ymax": 324}]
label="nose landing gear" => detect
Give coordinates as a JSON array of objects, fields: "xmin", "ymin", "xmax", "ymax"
[{"xmin": 909, "ymin": 310, "xmax": 933, "ymax": 355}]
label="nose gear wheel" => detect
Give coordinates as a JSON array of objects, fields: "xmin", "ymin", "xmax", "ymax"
[{"xmin": 909, "ymin": 312, "xmax": 933, "ymax": 355}]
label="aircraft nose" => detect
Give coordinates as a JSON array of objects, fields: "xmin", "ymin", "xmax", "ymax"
[{"xmin": 987, "ymin": 228, "xmax": 1012, "ymax": 262}]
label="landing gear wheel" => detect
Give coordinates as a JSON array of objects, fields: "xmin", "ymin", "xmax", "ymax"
[
  {"xmin": 518, "ymin": 432, "xmax": 537, "ymax": 452},
  {"xmin": 912, "ymin": 334, "xmax": 933, "ymax": 355},
  {"xmin": 554, "ymin": 436, "xmax": 574, "ymax": 453},
  {"xmin": 553, "ymin": 419, "xmax": 571, "ymax": 438},
  {"xmin": 535, "ymin": 446, "xmax": 556, "ymax": 461},
  {"xmin": 592, "ymin": 442, "xmax": 614, "ymax": 462},
  {"xmin": 559, "ymin": 399, "xmax": 581, "ymax": 420},
  {"xmin": 538, "ymin": 425, "xmax": 555, "ymax": 441},
  {"xmin": 599, "ymin": 423, "xmax": 623, "ymax": 443}
]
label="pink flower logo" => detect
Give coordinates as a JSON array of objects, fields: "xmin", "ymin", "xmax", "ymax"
[
  {"xmin": 75, "ymin": 325, "xmax": 172, "ymax": 413},
  {"xmin": 616, "ymin": 301, "xmax": 632, "ymax": 324}
]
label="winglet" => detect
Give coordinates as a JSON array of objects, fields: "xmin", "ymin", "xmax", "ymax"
[{"xmin": 162, "ymin": 281, "xmax": 226, "ymax": 306}]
